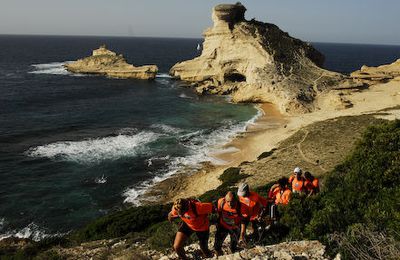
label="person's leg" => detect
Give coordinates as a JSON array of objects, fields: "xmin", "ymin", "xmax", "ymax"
[
  {"xmin": 214, "ymin": 225, "xmax": 228, "ymax": 256},
  {"xmin": 228, "ymin": 228, "xmax": 241, "ymax": 253},
  {"xmin": 196, "ymin": 230, "xmax": 212, "ymax": 258},
  {"xmin": 250, "ymin": 220, "xmax": 259, "ymax": 241},
  {"xmin": 173, "ymin": 232, "xmax": 188, "ymax": 259},
  {"xmin": 174, "ymin": 223, "xmax": 193, "ymax": 260}
]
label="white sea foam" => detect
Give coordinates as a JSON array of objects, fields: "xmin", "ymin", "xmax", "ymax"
[
  {"xmin": 95, "ymin": 175, "xmax": 107, "ymax": 184},
  {"xmin": 156, "ymin": 73, "xmax": 172, "ymax": 78},
  {"xmin": 30, "ymin": 62, "xmax": 71, "ymax": 75},
  {"xmin": 0, "ymin": 222, "xmax": 60, "ymax": 242},
  {"xmin": 151, "ymin": 124, "xmax": 183, "ymax": 134},
  {"xmin": 179, "ymin": 93, "xmax": 194, "ymax": 99},
  {"xmin": 123, "ymin": 106, "xmax": 263, "ymax": 205},
  {"xmin": 0, "ymin": 218, "xmax": 5, "ymax": 232},
  {"xmin": 29, "ymin": 61, "xmax": 85, "ymax": 76},
  {"xmin": 26, "ymin": 130, "xmax": 160, "ymax": 164}
]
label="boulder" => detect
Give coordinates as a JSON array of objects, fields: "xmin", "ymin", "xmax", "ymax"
[
  {"xmin": 65, "ymin": 45, "xmax": 158, "ymax": 80},
  {"xmin": 170, "ymin": 3, "xmax": 352, "ymax": 114}
]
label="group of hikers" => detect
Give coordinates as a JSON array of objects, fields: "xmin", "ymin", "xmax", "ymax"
[{"xmin": 167, "ymin": 167, "xmax": 320, "ymax": 259}]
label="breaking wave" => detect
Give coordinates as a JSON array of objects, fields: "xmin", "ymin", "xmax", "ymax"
[
  {"xmin": 123, "ymin": 106, "xmax": 263, "ymax": 204},
  {"xmin": 26, "ymin": 130, "xmax": 160, "ymax": 164},
  {"xmin": 0, "ymin": 222, "xmax": 62, "ymax": 242},
  {"xmin": 29, "ymin": 61, "xmax": 85, "ymax": 76}
]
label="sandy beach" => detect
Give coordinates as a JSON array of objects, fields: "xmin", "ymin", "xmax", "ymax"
[{"xmin": 143, "ymin": 80, "xmax": 400, "ymax": 204}]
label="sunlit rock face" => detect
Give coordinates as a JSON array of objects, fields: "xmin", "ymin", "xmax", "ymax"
[
  {"xmin": 66, "ymin": 45, "xmax": 158, "ymax": 80},
  {"xmin": 170, "ymin": 3, "xmax": 353, "ymax": 114}
]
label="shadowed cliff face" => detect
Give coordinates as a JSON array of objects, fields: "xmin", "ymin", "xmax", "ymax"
[{"xmin": 170, "ymin": 3, "xmax": 354, "ymax": 114}]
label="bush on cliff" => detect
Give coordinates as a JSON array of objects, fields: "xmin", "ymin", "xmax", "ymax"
[
  {"xmin": 272, "ymin": 120, "xmax": 400, "ymax": 258},
  {"xmin": 71, "ymin": 204, "xmax": 171, "ymax": 242}
]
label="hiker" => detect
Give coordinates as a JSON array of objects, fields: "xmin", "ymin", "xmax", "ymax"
[
  {"xmin": 214, "ymin": 191, "xmax": 242, "ymax": 256},
  {"xmin": 168, "ymin": 198, "xmax": 213, "ymax": 259},
  {"xmin": 288, "ymin": 167, "xmax": 306, "ymax": 193},
  {"xmin": 274, "ymin": 177, "xmax": 292, "ymax": 205},
  {"xmin": 237, "ymin": 183, "xmax": 268, "ymax": 244},
  {"xmin": 304, "ymin": 171, "xmax": 320, "ymax": 196}
]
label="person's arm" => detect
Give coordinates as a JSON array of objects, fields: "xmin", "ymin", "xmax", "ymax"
[{"xmin": 168, "ymin": 207, "xmax": 179, "ymax": 222}]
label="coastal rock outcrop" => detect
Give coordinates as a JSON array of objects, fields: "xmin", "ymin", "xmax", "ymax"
[
  {"xmin": 65, "ymin": 45, "xmax": 158, "ymax": 80},
  {"xmin": 170, "ymin": 3, "xmax": 352, "ymax": 114},
  {"xmin": 351, "ymin": 59, "xmax": 400, "ymax": 85}
]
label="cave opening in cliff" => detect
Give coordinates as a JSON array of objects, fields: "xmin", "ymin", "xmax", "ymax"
[{"xmin": 224, "ymin": 72, "xmax": 246, "ymax": 83}]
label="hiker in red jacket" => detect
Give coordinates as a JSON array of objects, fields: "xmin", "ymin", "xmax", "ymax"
[
  {"xmin": 304, "ymin": 171, "xmax": 320, "ymax": 196},
  {"xmin": 289, "ymin": 167, "xmax": 306, "ymax": 193},
  {"xmin": 237, "ymin": 183, "xmax": 268, "ymax": 243},
  {"xmin": 168, "ymin": 198, "xmax": 213, "ymax": 259},
  {"xmin": 214, "ymin": 191, "xmax": 242, "ymax": 256}
]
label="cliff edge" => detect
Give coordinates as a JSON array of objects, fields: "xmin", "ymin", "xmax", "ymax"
[
  {"xmin": 170, "ymin": 3, "xmax": 354, "ymax": 114},
  {"xmin": 65, "ymin": 45, "xmax": 158, "ymax": 80}
]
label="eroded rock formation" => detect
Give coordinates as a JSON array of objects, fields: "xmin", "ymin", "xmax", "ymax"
[
  {"xmin": 351, "ymin": 59, "xmax": 400, "ymax": 85},
  {"xmin": 65, "ymin": 45, "xmax": 158, "ymax": 80},
  {"xmin": 170, "ymin": 3, "xmax": 353, "ymax": 114}
]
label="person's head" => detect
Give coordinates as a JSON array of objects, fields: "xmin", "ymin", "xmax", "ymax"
[
  {"xmin": 173, "ymin": 198, "xmax": 189, "ymax": 215},
  {"xmin": 237, "ymin": 183, "xmax": 250, "ymax": 197},
  {"xmin": 278, "ymin": 177, "xmax": 289, "ymax": 188},
  {"xmin": 304, "ymin": 171, "xmax": 313, "ymax": 181},
  {"xmin": 294, "ymin": 167, "xmax": 302, "ymax": 179},
  {"xmin": 224, "ymin": 191, "xmax": 237, "ymax": 208}
]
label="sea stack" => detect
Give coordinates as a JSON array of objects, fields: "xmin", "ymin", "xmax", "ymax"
[
  {"xmin": 170, "ymin": 3, "xmax": 353, "ymax": 114},
  {"xmin": 65, "ymin": 45, "xmax": 158, "ymax": 80}
]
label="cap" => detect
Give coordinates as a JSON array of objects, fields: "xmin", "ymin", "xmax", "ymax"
[{"xmin": 237, "ymin": 183, "xmax": 249, "ymax": 197}]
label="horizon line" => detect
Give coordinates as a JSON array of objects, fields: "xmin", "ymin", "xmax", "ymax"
[{"xmin": 0, "ymin": 33, "xmax": 400, "ymax": 47}]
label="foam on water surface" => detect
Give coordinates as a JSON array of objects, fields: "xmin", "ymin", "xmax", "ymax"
[{"xmin": 26, "ymin": 130, "xmax": 160, "ymax": 164}]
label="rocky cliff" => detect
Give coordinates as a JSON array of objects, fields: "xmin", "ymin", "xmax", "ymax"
[
  {"xmin": 351, "ymin": 59, "xmax": 400, "ymax": 85},
  {"xmin": 170, "ymin": 3, "xmax": 352, "ymax": 114},
  {"xmin": 65, "ymin": 45, "xmax": 158, "ymax": 80}
]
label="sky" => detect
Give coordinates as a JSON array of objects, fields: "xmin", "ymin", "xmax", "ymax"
[{"xmin": 1, "ymin": 0, "xmax": 399, "ymax": 45}]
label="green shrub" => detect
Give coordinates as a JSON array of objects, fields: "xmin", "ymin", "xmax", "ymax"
[
  {"xmin": 257, "ymin": 148, "xmax": 276, "ymax": 160},
  {"xmin": 71, "ymin": 204, "xmax": 172, "ymax": 242},
  {"xmin": 271, "ymin": 120, "xmax": 400, "ymax": 256}
]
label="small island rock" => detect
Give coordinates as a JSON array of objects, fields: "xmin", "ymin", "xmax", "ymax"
[{"xmin": 65, "ymin": 45, "xmax": 158, "ymax": 80}]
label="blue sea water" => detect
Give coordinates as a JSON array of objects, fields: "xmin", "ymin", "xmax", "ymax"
[{"xmin": 0, "ymin": 35, "xmax": 399, "ymax": 240}]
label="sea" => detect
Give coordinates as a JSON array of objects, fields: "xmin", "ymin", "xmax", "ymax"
[{"xmin": 0, "ymin": 35, "xmax": 399, "ymax": 240}]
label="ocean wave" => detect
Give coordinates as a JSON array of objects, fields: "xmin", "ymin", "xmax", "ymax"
[
  {"xmin": 0, "ymin": 222, "xmax": 61, "ymax": 242},
  {"xmin": 123, "ymin": 106, "xmax": 263, "ymax": 204},
  {"xmin": 150, "ymin": 124, "xmax": 183, "ymax": 135},
  {"xmin": 26, "ymin": 130, "xmax": 160, "ymax": 164},
  {"xmin": 94, "ymin": 175, "xmax": 107, "ymax": 184},
  {"xmin": 179, "ymin": 93, "xmax": 194, "ymax": 99},
  {"xmin": 29, "ymin": 61, "xmax": 84, "ymax": 76}
]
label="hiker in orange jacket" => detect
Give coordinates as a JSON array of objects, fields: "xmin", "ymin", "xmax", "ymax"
[
  {"xmin": 168, "ymin": 198, "xmax": 213, "ymax": 259},
  {"xmin": 304, "ymin": 171, "xmax": 320, "ymax": 196},
  {"xmin": 274, "ymin": 177, "xmax": 292, "ymax": 205},
  {"xmin": 214, "ymin": 191, "xmax": 242, "ymax": 256},
  {"xmin": 289, "ymin": 167, "xmax": 306, "ymax": 193},
  {"xmin": 237, "ymin": 183, "xmax": 267, "ymax": 243}
]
